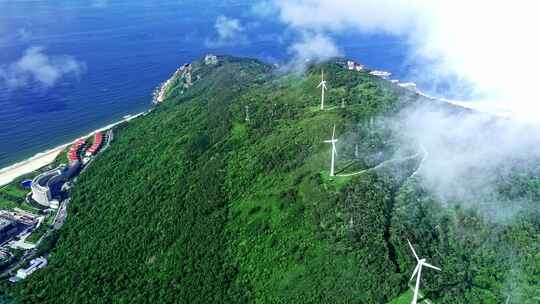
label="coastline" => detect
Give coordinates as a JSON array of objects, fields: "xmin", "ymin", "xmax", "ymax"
[
  {"xmin": 0, "ymin": 112, "xmax": 145, "ymax": 188},
  {"xmin": 153, "ymin": 64, "xmax": 188, "ymax": 104},
  {"xmin": 0, "ymin": 60, "xmax": 497, "ymax": 189}
]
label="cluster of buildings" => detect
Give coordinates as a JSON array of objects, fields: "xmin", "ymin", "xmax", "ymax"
[
  {"xmin": 85, "ymin": 132, "xmax": 104, "ymax": 156},
  {"xmin": 31, "ymin": 163, "xmax": 81, "ymax": 208},
  {"xmin": 0, "ymin": 209, "xmax": 42, "ymax": 282},
  {"xmin": 346, "ymin": 60, "xmax": 392, "ymax": 79},
  {"xmin": 345, "ymin": 59, "xmax": 419, "ymax": 93},
  {"xmin": 31, "ymin": 132, "xmax": 106, "ymax": 208},
  {"xmin": 68, "ymin": 132, "xmax": 103, "ymax": 162},
  {"xmin": 204, "ymin": 54, "xmax": 219, "ymax": 65},
  {"xmin": 1, "ymin": 130, "xmax": 110, "ymax": 283},
  {"xmin": 0, "ymin": 211, "xmax": 37, "ymax": 245},
  {"xmin": 346, "ymin": 60, "xmax": 364, "ymax": 72},
  {"xmin": 68, "ymin": 139, "xmax": 86, "ymax": 162},
  {"xmin": 0, "ymin": 217, "xmax": 22, "ymax": 245}
]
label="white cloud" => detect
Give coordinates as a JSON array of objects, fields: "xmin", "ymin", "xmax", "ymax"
[
  {"xmin": 289, "ymin": 32, "xmax": 341, "ymax": 64},
  {"xmin": 264, "ymin": 0, "xmax": 540, "ymax": 122},
  {"xmin": 206, "ymin": 16, "xmax": 248, "ymax": 48},
  {"xmin": 273, "ymin": 0, "xmax": 420, "ymax": 33},
  {"xmin": 0, "ymin": 46, "xmax": 86, "ymax": 90}
]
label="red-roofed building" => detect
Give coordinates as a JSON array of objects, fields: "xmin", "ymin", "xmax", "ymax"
[
  {"xmin": 85, "ymin": 132, "xmax": 104, "ymax": 156},
  {"xmin": 67, "ymin": 139, "xmax": 86, "ymax": 162}
]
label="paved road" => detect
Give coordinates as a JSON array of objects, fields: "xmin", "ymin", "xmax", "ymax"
[
  {"xmin": 336, "ymin": 150, "xmax": 423, "ymax": 178},
  {"xmin": 53, "ymin": 199, "xmax": 69, "ymax": 230}
]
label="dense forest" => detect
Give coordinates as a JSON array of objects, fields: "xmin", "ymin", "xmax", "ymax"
[{"xmin": 4, "ymin": 56, "xmax": 540, "ymax": 303}]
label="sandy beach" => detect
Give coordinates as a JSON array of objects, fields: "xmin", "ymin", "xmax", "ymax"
[
  {"xmin": 0, "ymin": 146, "xmax": 68, "ymax": 187},
  {"xmin": 0, "ymin": 112, "xmax": 145, "ymax": 188}
]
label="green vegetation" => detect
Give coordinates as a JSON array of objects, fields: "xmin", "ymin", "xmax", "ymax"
[
  {"xmin": 0, "ymin": 198, "xmax": 17, "ymax": 210},
  {"xmin": 0, "ymin": 180, "xmax": 39, "ymax": 213},
  {"xmin": 387, "ymin": 290, "xmax": 414, "ymax": 304},
  {"xmin": 6, "ymin": 56, "xmax": 540, "ymax": 303},
  {"xmin": 0, "ymin": 186, "xmax": 25, "ymax": 205},
  {"xmin": 1, "ymin": 185, "xmax": 26, "ymax": 198},
  {"xmin": 26, "ymin": 222, "xmax": 49, "ymax": 244}
]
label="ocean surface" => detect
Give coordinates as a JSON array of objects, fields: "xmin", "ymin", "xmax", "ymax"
[{"xmin": 0, "ymin": 0, "xmax": 413, "ymax": 169}]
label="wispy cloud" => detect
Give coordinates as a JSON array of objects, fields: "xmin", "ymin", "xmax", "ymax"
[
  {"xmin": 0, "ymin": 46, "xmax": 86, "ymax": 90},
  {"xmin": 286, "ymin": 32, "xmax": 341, "ymax": 70},
  {"xmin": 17, "ymin": 28, "xmax": 32, "ymax": 41},
  {"xmin": 91, "ymin": 0, "xmax": 109, "ymax": 8},
  {"xmin": 205, "ymin": 16, "xmax": 248, "ymax": 48}
]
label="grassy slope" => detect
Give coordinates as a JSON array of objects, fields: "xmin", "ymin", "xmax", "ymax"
[{"xmin": 9, "ymin": 56, "xmax": 540, "ymax": 303}]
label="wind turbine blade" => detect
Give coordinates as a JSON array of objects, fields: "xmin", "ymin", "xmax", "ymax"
[
  {"xmin": 408, "ymin": 239, "xmax": 420, "ymax": 261},
  {"xmin": 317, "ymin": 82, "xmax": 323, "ymax": 88},
  {"xmin": 332, "ymin": 125, "xmax": 336, "ymax": 140},
  {"xmin": 424, "ymin": 262, "xmax": 442, "ymax": 271},
  {"xmin": 410, "ymin": 264, "xmax": 420, "ymax": 281},
  {"xmin": 333, "ymin": 146, "xmax": 338, "ymax": 157}
]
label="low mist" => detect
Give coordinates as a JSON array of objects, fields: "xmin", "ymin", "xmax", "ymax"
[{"xmin": 396, "ymin": 101, "xmax": 540, "ymax": 222}]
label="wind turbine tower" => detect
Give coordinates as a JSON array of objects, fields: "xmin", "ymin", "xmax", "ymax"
[
  {"xmin": 317, "ymin": 70, "xmax": 328, "ymax": 110},
  {"xmin": 408, "ymin": 239, "xmax": 441, "ymax": 304},
  {"xmin": 245, "ymin": 105, "xmax": 250, "ymax": 122},
  {"xmin": 324, "ymin": 125, "xmax": 338, "ymax": 176}
]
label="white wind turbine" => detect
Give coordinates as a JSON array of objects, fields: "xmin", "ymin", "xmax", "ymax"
[
  {"xmin": 317, "ymin": 70, "xmax": 328, "ymax": 110},
  {"xmin": 324, "ymin": 124, "xmax": 338, "ymax": 176},
  {"xmin": 408, "ymin": 239, "xmax": 441, "ymax": 304}
]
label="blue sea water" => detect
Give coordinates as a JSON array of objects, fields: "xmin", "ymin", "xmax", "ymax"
[{"xmin": 0, "ymin": 0, "xmax": 412, "ymax": 169}]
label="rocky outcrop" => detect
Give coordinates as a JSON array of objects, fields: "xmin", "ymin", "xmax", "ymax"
[{"xmin": 153, "ymin": 64, "xmax": 193, "ymax": 103}]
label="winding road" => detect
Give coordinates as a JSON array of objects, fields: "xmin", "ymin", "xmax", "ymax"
[{"xmin": 336, "ymin": 145, "xmax": 427, "ymax": 178}]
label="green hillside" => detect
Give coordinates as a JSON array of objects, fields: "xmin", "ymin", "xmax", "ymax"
[{"xmin": 7, "ymin": 56, "xmax": 540, "ymax": 303}]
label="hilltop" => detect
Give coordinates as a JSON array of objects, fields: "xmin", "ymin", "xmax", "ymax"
[{"xmin": 5, "ymin": 56, "xmax": 540, "ymax": 303}]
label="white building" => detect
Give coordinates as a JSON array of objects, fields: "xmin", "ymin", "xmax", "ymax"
[
  {"xmin": 204, "ymin": 54, "xmax": 218, "ymax": 65},
  {"xmin": 347, "ymin": 60, "xmax": 355, "ymax": 70},
  {"xmin": 369, "ymin": 70, "xmax": 392, "ymax": 79},
  {"xmin": 49, "ymin": 200, "xmax": 60, "ymax": 209},
  {"xmin": 398, "ymin": 82, "xmax": 418, "ymax": 92},
  {"xmin": 15, "ymin": 257, "xmax": 47, "ymax": 280},
  {"xmin": 30, "ymin": 170, "xmax": 55, "ymax": 206}
]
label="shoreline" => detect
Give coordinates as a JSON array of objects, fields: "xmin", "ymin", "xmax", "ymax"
[
  {"xmin": 0, "ymin": 112, "xmax": 145, "ymax": 188},
  {"xmin": 0, "ymin": 60, "xmax": 500, "ymax": 189},
  {"xmin": 346, "ymin": 58, "xmax": 502, "ymax": 118},
  {"xmin": 153, "ymin": 64, "xmax": 189, "ymax": 104}
]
